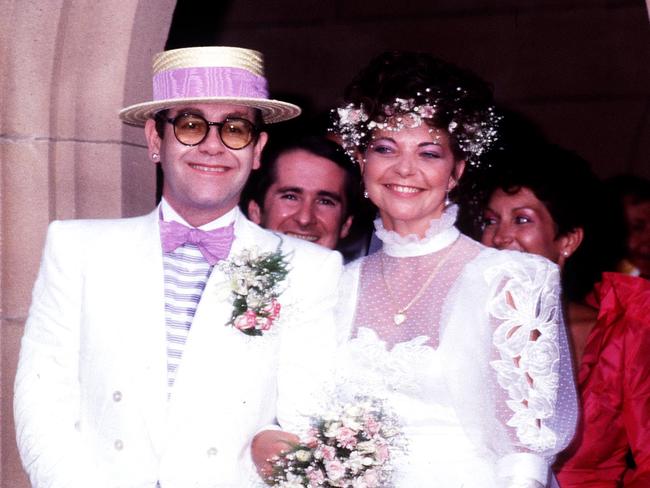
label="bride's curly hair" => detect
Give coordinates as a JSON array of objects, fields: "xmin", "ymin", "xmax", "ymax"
[{"xmin": 333, "ymin": 51, "xmax": 500, "ymax": 164}]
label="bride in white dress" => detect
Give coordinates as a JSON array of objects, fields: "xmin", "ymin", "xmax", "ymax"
[{"xmin": 328, "ymin": 51, "xmax": 578, "ymax": 487}]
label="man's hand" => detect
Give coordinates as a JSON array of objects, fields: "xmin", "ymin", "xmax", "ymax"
[{"xmin": 251, "ymin": 429, "xmax": 300, "ymax": 480}]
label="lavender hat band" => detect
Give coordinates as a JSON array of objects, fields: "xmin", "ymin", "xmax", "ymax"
[
  {"xmin": 119, "ymin": 46, "xmax": 301, "ymax": 125},
  {"xmin": 153, "ymin": 66, "xmax": 269, "ymax": 100}
]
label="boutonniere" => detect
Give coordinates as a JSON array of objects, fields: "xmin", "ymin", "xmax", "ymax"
[{"xmin": 219, "ymin": 246, "xmax": 290, "ymax": 336}]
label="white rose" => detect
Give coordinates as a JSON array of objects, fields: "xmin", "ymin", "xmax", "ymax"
[
  {"xmin": 356, "ymin": 441, "xmax": 376, "ymax": 454},
  {"xmin": 245, "ymin": 292, "xmax": 262, "ymax": 309},
  {"xmin": 231, "ymin": 277, "xmax": 249, "ymax": 295},
  {"xmin": 324, "ymin": 421, "xmax": 343, "ymax": 438},
  {"xmin": 294, "ymin": 449, "xmax": 312, "ymax": 463}
]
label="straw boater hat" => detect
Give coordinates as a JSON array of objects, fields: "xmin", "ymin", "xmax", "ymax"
[{"xmin": 119, "ymin": 46, "xmax": 301, "ymax": 126}]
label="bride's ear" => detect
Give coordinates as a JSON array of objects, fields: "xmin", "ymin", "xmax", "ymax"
[{"xmin": 449, "ymin": 160, "xmax": 466, "ymax": 190}]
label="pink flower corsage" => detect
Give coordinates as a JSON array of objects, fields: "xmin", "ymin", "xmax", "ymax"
[{"xmin": 219, "ymin": 247, "xmax": 289, "ymax": 336}]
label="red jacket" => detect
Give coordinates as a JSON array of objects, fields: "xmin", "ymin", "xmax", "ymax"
[{"xmin": 555, "ymin": 273, "xmax": 650, "ymax": 487}]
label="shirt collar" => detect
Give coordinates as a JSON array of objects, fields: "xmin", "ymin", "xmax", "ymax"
[{"xmin": 160, "ymin": 198, "xmax": 238, "ymax": 231}]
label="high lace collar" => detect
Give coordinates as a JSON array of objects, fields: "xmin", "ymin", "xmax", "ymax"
[{"xmin": 375, "ymin": 205, "xmax": 460, "ymax": 258}]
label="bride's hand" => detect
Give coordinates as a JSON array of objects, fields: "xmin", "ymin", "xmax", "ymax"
[{"xmin": 251, "ymin": 429, "xmax": 300, "ymax": 481}]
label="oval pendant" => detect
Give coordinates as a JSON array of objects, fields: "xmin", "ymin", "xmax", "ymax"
[{"xmin": 393, "ymin": 312, "xmax": 406, "ymax": 326}]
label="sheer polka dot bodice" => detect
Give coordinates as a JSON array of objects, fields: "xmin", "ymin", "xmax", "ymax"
[
  {"xmin": 334, "ymin": 206, "xmax": 578, "ymax": 487},
  {"xmin": 353, "ymin": 235, "xmax": 481, "ymax": 349}
]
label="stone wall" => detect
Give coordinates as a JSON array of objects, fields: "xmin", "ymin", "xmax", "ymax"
[{"xmin": 0, "ymin": 1, "xmax": 175, "ymax": 486}]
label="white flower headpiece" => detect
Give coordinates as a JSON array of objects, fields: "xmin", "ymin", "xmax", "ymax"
[{"xmin": 332, "ymin": 90, "xmax": 501, "ymax": 166}]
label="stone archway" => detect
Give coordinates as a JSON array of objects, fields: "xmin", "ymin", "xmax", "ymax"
[{"xmin": 0, "ymin": 2, "xmax": 175, "ymax": 485}]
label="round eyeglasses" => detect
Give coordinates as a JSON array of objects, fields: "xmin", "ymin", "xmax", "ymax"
[{"xmin": 165, "ymin": 113, "xmax": 259, "ymax": 150}]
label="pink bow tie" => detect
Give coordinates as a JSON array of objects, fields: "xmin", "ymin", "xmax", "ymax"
[{"xmin": 159, "ymin": 220, "xmax": 235, "ymax": 265}]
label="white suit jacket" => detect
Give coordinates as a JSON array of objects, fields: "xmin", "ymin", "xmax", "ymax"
[{"xmin": 14, "ymin": 207, "xmax": 343, "ymax": 488}]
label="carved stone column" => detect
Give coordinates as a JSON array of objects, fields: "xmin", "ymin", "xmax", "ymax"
[{"xmin": 0, "ymin": 1, "xmax": 175, "ymax": 485}]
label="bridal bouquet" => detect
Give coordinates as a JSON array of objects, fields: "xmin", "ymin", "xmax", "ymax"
[{"xmin": 270, "ymin": 398, "xmax": 403, "ymax": 487}]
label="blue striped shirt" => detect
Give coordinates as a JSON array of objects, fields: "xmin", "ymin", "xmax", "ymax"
[{"xmin": 162, "ymin": 244, "xmax": 212, "ymax": 397}]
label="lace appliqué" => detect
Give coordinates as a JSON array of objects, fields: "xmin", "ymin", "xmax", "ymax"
[
  {"xmin": 336, "ymin": 328, "xmax": 433, "ymax": 398},
  {"xmin": 487, "ymin": 262, "xmax": 561, "ymax": 452}
]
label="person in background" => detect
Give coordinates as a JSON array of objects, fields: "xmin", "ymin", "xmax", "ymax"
[
  {"xmin": 243, "ymin": 135, "xmax": 370, "ymax": 259},
  {"xmin": 479, "ymin": 143, "xmax": 650, "ymax": 487},
  {"xmin": 604, "ymin": 174, "xmax": 650, "ymax": 279},
  {"xmin": 14, "ymin": 46, "xmax": 343, "ymax": 487}
]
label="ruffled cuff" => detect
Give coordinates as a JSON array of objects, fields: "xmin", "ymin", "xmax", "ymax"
[{"xmin": 497, "ymin": 452, "xmax": 549, "ymax": 486}]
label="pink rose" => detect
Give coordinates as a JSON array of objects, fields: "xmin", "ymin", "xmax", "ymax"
[
  {"xmin": 375, "ymin": 442, "xmax": 389, "ymax": 463},
  {"xmin": 306, "ymin": 467, "xmax": 325, "ymax": 485},
  {"xmin": 256, "ymin": 316, "xmax": 274, "ymax": 331},
  {"xmin": 303, "ymin": 438, "xmax": 319, "ymax": 449},
  {"xmin": 234, "ymin": 310, "xmax": 257, "ymax": 330},
  {"xmin": 263, "ymin": 299, "xmax": 281, "ymax": 320},
  {"xmin": 336, "ymin": 426, "xmax": 357, "ymax": 449},
  {"xmin": 316, "ymin": 444, "xmax": 336, "ymax": 461},
  {"xmin": 363, "ymin": 469, "xmax": 380, "ymax": 487},
  {"xmin": 324, "ymin": 458, "xmax": 345, "ymax": 481},
  {"xmin": 304, "ymin": 428, "xmax": 320, "ymax": 448},
  {"xmin": 363, "ymin": 415, "xmax": 380, "ymax": 436}
]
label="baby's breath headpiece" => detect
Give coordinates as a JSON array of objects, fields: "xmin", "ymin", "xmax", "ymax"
[{"xmin": 331, "ymin": 87, "xmax": 501, "ymax": 166}]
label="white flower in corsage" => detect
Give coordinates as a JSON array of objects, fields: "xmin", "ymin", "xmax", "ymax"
[
  {"xmin": 270, "ymin": 397, "xmax": 405, "ymax": 487},
  {"xmin": 218, "ymin": 246, "xmax": 289, "ymax": 336}
]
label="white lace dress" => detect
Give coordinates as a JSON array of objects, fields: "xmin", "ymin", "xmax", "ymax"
[{"xmin": 333, "ymin": 206, "xmax": 578, "ymax": 487}]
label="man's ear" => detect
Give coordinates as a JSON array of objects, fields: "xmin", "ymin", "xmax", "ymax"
[
  {"xmin": 252, "ymin": 132, "xmax": 268, "ymax": 170},
  {"xmin": 339, "ymin": 216, "xmax": 354, "ymax": 240},
  {"xmin": 248, "ymin": 200, "xmax": 263, "ymax": 225},
  {"xmin": 557, "ymin": 227, "xmax": 584, "ymax": 268},
  {"xmin": 144, "ymin": 119, "xmax": 162, "ymax": 163}
]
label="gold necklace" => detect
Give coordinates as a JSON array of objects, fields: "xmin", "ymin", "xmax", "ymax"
[{"xmin": 380, "ymin": 239, "xmax": 457, "ymax": 326}]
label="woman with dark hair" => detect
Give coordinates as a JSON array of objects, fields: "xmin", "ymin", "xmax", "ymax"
[
  {"xmin": 480, "ymin": 144, "xmax": 626, "ymax": 303},
  {"xmin": 480, "ymin": 145, "xmax": 650, "ymax": 487},
  {"xmin": 319, "ymin": 51, "xmax": 576, "ymax": 487}
]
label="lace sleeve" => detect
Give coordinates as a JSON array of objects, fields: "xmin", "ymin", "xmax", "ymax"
[
  {"xmin": 437, "ymin": 248, "xmax": 576, "ymax": 487},
  {"xmin": 485, "ymin": 254, "xmax": 578, "ymax": 486}
]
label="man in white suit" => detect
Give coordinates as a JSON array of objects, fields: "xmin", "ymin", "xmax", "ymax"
[{"xmin": 14, "ymin": 46, "xmax": 342, "ymax": 487}]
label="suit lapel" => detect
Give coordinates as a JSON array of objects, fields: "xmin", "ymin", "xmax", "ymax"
[{"xmin": 120, "ymin": 209, "xmax": 168, "ymax": 456}]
